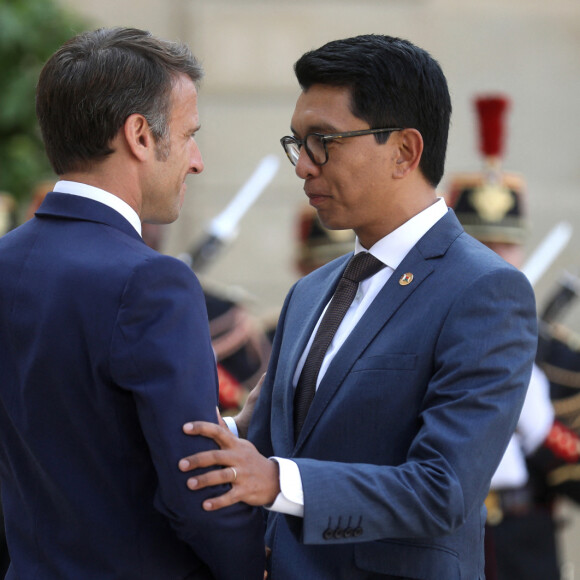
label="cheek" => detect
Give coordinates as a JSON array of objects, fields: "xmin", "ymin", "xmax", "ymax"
[{"xmin": 333, "ymin": 174, "xmax": 368, "ymax": 209}]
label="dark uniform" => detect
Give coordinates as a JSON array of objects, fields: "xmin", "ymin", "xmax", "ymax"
[
  {"xmin": 204, "ymin": 287, "xmax": 271, "ymax": 413},
  {"xmin": 535, "ymin": 277, "xmax": 580, "ymax": 505}
]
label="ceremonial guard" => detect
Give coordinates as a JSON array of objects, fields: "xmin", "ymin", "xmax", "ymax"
[
  {"xmin": 203, "ymin": 286, "xmax": 271, "ymax": 413},
  {"xmin": 536, "ymin": 277, "xmax": 580, "ymax": 508},
  {"xmin": 447, "ymin": 94, "xmax": 580, "ymax": 580}
]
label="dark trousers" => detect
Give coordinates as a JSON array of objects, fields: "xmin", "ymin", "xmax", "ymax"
[{"xmin": 486, "ymin": 507, "xmax": 560, "ymax": 580}]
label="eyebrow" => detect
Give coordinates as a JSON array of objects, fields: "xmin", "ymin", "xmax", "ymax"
[{"xmin": 290, "ymin": 123, "xmax": 340, "ymax": 136}]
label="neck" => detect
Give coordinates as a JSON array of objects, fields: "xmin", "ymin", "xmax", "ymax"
[
  {"xmin": 60, "ymin": 166, "xmax": 141, "ymax": 218},
  {"xmin": 357, "ymin": 186, "xmax": 439, "ymax": 249}
]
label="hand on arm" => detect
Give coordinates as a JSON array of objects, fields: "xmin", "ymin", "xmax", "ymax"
[{"xmin": 179, "ymin": 420, "xmax": 281, "ymax": 511}]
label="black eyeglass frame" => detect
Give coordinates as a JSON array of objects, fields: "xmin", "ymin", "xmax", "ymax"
[{"xmin": 280, "ymin": 127, "xmax": 404, "ymax": 167}]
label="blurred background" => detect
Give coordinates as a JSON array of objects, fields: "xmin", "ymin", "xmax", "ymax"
[{"xmin": 1, "ymin": 0, "xmax": 579, "ymax": 576}]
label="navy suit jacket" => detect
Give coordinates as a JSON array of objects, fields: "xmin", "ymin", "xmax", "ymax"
[
  {"xmin": 0, "ymin": 193, "xmax": 264, "ymax": 579},
  {"xmin": 249, "ymin": 210, "xmax": 537, "ymax": 579}
]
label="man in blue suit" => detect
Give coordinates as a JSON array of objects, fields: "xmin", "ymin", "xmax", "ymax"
[
  {"xmin": 178, "ymin": 35, "xmax": 537, "ymax": 579},
  {"xmin": 0, "ymin": 28, "xmax": 264, "ymax": 579}
]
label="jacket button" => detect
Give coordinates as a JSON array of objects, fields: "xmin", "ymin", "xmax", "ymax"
[
  {"xmin": 333, "ymin": 527, "xmax": 344, "ymax": 539},
  {"xmin": 353, "ymin": 527, "xmax": 363, "ymax": 537},
  {"xmin": 344, "ymin": 527, "xmax": 353, "ymax": 538},
  {"xmin": 323, "ymin": 528, "xmax": 334, "ymax": 540}
]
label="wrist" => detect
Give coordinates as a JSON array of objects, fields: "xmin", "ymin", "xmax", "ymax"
[
  {"xmin": 233, "ymin": 413, "xmax": 247, "ymax": 439},
  {"xmin": 265, "ymin": 458, "xmax": 281, "ymax": 505}
]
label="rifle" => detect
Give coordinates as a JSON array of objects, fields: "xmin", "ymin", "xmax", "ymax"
[
  {"xmin": 179, "ymin": 154, "xmax": 280, "ymax": 272},
  {"xmin": 521, "ymin": 221, "xmax": 573, "ymax": 289}
]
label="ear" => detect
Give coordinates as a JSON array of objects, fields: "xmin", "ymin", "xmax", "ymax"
[
  {"xmin": 392, "ymin": 129, "xmax": 423, "ymax": 179},
  {"xmin": 123, "ymin": 113, "xmax": 154, "ymax": 162}
]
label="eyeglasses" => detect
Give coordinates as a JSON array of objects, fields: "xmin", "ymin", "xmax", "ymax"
[{"xmin": 280, "ymin": 127, "xmax": 403, "ymax": 167}]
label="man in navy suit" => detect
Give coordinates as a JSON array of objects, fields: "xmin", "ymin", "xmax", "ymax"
[
  {"xmin": 0, "ymin": 27, "xmax": 264, "ymax": 579},
  {"xmin": 179, "ymin": 35, "xmax": 537, "ymax": 579}
]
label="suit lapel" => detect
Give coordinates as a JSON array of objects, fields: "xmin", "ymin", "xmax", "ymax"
[{"xmin": 293, "ymin": 210, "xmax": 464, "ymax": 451}]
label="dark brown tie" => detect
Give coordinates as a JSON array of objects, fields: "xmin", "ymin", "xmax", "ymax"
[{"xmin": 294, "ymin": 252, "xmax": 385, "ymax": 439}]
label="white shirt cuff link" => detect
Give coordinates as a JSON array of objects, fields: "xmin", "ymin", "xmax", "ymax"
[{"xmin": 267, "ymin": 457, "xmax": 305, "ymax": 517}]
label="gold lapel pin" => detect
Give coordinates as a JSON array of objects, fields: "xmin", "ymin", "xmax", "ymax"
[{"xmin": 399, "ymin": 272, "xmax": 414, "ymax": 286}]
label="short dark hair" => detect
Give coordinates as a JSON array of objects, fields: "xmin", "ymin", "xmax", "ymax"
[
  {"xmin": 36, "ymin": 27, "xmax": 203, "ymax": 175},
  {"xmin": 294, "ymin": 34, "xmax": 451, "ymax": 187}
]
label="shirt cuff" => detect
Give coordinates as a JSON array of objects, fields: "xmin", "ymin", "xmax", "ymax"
[
  {"xmin": 267, "ymin": 457, "xmax": 304, "ymax": 518},
  {"xmin": 223, "ymin": 416, "xmax": 239, "ymax": 437}
]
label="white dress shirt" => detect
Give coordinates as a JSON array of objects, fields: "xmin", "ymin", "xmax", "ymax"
[
  {"xmin": 270, "ymin": 198, "xmax": 449, "ymax": 517},
  {"xmin": 490, "ymin": 363, "xmax": 554, "ymax": 489},
  {"xmin": 53, "ymin": 180, "xmax": 142, "ymax": 236}
]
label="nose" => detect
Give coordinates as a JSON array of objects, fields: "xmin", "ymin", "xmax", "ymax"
[
  {"xmin": 294, "ymin": 147, "xmax": 319, "ymax": 180},
  {"xmin": 190, "ymin": 142, "xmax": 204, "ymax": 175}
]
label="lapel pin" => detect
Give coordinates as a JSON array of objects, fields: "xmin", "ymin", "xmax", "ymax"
[{"xmin": 399, "ymin": 272, "xmax": 414, "ymax": 286}]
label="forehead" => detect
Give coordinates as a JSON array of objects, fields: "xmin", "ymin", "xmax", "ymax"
[
  {"xmin": 291, "ymin": 84, "xmax": 358, "ymax": 133},
  {"xmin": 169, "ymin": 75, "xmax": 199, "ymax": 118}
]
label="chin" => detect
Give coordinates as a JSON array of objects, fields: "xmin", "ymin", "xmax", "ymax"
[
  {"xmin": 156, "ymin": 209, "xmax": 179, "ymax": 225},
  {"xmin": 167, "ymin": 211, "xmax": 180, "ymax": 224},
  {"xmin": 318, "ymin": 217, "xmax": 350, "ymax": 231}
]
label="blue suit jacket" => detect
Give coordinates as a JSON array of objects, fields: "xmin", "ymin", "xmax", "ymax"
[
  {"xmin": 249, "ymin": 210, "xmax": 537, "ymax": 580},
  {"xmin": 0, "ymin": 193, "xmax": 264, "ymax": 579}
]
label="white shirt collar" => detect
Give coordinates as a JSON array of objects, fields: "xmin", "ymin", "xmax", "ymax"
[
  {"xmin": 53, "ymin": 180, "xmax": 142, "ymax": 236},
  {"xmin": 355, "ymin": 197, "xmax": 448, "ymax": 270}
]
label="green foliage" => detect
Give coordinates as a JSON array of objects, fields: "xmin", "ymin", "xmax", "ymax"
[{"xmin": 0, "ymin": 0, "xmax": 88, "ymax": 207}]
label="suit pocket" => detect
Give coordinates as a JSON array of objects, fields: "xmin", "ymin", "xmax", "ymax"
[
  {"xmin": 352, "ymin": 354, "xmax": 417, "ymax": 372},
  {"xmin": 354, "ymin": 539, "xmax": 460, "ymax": 579}
]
